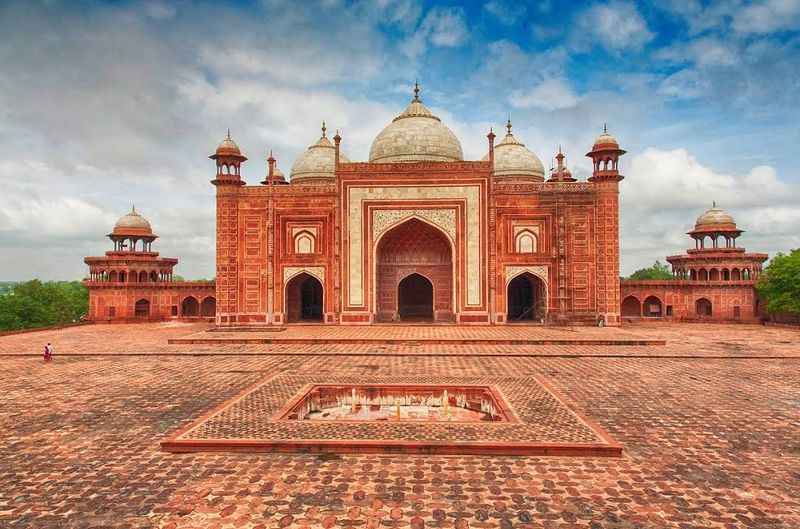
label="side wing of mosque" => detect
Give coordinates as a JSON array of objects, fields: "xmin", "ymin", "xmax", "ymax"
[{"xmin": 82, "ymin": 85, "xmax": 767, "ymax": 325}]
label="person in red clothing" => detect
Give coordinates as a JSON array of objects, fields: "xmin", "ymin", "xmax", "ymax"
[{"xmin": 43, "ymin": 343, "xmax": 53, "ymax": 362}]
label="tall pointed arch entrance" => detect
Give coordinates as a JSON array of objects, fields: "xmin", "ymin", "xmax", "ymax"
[
  {"xmin": 506, "ymin": 272, "xmax": 547, "ymax": 322},
  {"xmin": 375, "ymin": 218, "xmax": 453, "ymax": 322}
]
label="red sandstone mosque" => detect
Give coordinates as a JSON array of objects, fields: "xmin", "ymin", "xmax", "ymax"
[{"xmin": 84, "ymin": 85, "xmax": 767, "ymax": 325}]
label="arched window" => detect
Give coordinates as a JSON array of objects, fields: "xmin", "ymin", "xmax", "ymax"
[
  {"xmin": 294, "ymin": 231, "xmax": 315, "ymax": 254},
  {"xmin": 514, "ymin": 230, "xmax": 537, "ymax": 253},
  {"xmin": 109, "ymin": 271, "xmax": 118, "ymax": 282},
  {"xmin": 698, "ymin": 269, "xmax": 708, "ymax": 281},
  {"xmin": 150, "ymin": 271, "xmax": 158, "ymax": 282},
  {"xmin": 119, "ymin": 271, "xmax": 127, "ymax": 283},
  {"xmin": 709, "ymin": 269, "xmax": 720, "ymax": 281},
  {"xmin": 139, "ymin": 271, "xmax": 148, "ymax": 283}
]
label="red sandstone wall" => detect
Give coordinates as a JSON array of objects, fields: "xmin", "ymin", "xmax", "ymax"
[
  {"xmin": 620, "ymin": 280, "xmax": 760, "ymax": 322},
  {"xmin": 86, "ymin": 282, "xmax": 215, "ymax": 322}
]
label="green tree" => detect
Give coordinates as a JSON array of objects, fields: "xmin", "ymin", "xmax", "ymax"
[
  {"xmin": 627, "ymin": 260, "xmax": 674, "ymax": 280},
  {"xmin": 757, "ymin": 249, "xmax": 800, "ymax": 315},
  {"xmin": 0, "ymin": 280, "xmax": 88, "ymax": 332}
]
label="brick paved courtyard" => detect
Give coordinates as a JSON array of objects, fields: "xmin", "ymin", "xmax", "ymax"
[{"xmin": 1, "ymin": 324, "xmax": 799, "ymax": 528}]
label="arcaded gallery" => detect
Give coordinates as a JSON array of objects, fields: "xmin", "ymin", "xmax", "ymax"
[{"xmin": 210, "ymin": 85, "xmax": 626, "ymax": 327}]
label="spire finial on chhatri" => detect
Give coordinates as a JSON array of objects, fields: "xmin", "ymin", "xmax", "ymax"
[
  {"xmin": 321, "ymin": 121, "xmax": 327, "ymax": 137},
  {"xmin": 131, "ymin": 203, "xmax": 136, "ymax": 214},
  {"xmin": 603, "ymin": 123, "xmax": 608, "ymax": 134},
  {"xmin": 413, "ymin": 80, "xmax": 421, "ymax": 102},
  {"xmin": 506, "ymin": 115, "xmax": 512, "ymax": 135},
  {"xmin": 713, "ymin": 200, "xmax": 717, "ymax": 208},
  {"xmin": 226, "ymin": 128, "xmax": 231, "ymax": 140}
]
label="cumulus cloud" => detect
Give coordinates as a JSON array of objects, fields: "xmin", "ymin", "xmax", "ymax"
[
  {"xmin": 572, "ymin": 1, "xmax": 655, "ymax": 52},
  {"xmin": 619, "ymin": 147, "xmax": 799, "ymax": 274},
  {"xmin": 509, "ymin": 78, "xmax": 580, "ymax": 111}
]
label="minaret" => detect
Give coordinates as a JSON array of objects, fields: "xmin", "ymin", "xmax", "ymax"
[
  {"xmin": 210, "ymin": 130, "xmax": 247, "ymax": 325},
  {"xmin": 586, "ymin": 125, "xmax": 626, "ymax": 326}
]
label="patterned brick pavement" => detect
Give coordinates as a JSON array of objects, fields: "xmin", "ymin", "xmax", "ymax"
[
  {"xmin": 1, "ymin": 321, "xmax": 798, "ymax": 357},
  {"xmin": 2, "ymin": 345, "xmax": 799, "ymax": 528}
]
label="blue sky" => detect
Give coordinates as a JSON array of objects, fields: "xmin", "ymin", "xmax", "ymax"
[{"xmin": 0, "ymin": 0, "xmax": 798, "ymax": 279}]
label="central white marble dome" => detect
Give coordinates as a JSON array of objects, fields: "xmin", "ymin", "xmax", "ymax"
[{"xmin": 369, "ymin": 87, "xmax": 463, "ymax": 163}]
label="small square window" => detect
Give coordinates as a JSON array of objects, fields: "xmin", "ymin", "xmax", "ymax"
[
  {"xmin": 171, "ymin": 305, "xmax": 178, "ymax": 316},
  {"xmin": 666, "ymin": 305, "xmax": 673, "ymax": 316}
]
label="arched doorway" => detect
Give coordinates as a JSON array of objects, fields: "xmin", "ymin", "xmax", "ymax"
[
  {"xmin": 506, "ymin": 273, "xmax": 546, "ymax": 322},
  {"xmin": 134, "ymin": 299, "xmax": 150, "ymax": 318},
  {"xmin": 286, "ymin": 273, "xmax": 323, "ymax": 322},
  {"xmin": 696, "ymin": 298, "xmax": 713, "ymax": 317},
  {"xmin": 375, "ymin": 218, "xmax": 453, "ymax": 322},
  {"xmin": 200, "ymin": 297, "xmax": 216, "ymax": 317},
  {"xmin": 643, "ymin": 296, "xmax": 663, "ymax": 317},
  {"xmin": 621, "ymin": 296, "xmax": 641, "ymax": 317},
  {"xmin": 397, "ymin": 273, "xmax": 434, "ymax": 320},
  {"xmin": 182, "ymin": 297, "xmax": 199, "ymax": 317}
]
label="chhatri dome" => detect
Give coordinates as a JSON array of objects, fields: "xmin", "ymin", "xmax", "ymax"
[
  {"xmin": 290, "ymin": 122, "xmax": 350, "ymax": 183},
  {"xmin": 693, "ymin": 203, "xmax": 737, "ymax": 231},
  {"xmin": 215, "ymin": 129, "xmax": 243, "ymax": 157},
  {"xmin": 111, "ymin": 205, "xmax": 153, "ymax": 237},
  {"xmin": 369, "ymin": 83, "xmax": 463, "ymax": 163},
  {"xmin": 591, "ymin": 125, "xmax": 620, "ymax": 150},
  {"xmin": 482, "ymin": 118, "xmax": 545, "ymax": 181}
]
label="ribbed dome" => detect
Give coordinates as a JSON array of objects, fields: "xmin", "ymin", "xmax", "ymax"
[
  {"xmin": 369, "ymin": 86, "xmax": 463, "ymax": 163},
  {"xmin": 215, "ymin": 130, "xmax": 242, "ymax": 156},
  {"xmin": 695, "ymin": 205, "xmax": 736, "ymax": 229},
  {"xmin": 290, "ymin": 123, "xmax": 350, "ymax": 184},
  {"xmin": 482, "ymin": 121, "xmax": 544, "ymax": 181},
  {"xmin": 112, "ymin": 206, "xmax": 153, "ymax": 236}
]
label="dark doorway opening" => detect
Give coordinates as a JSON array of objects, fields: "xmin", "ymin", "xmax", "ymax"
[
  {"xmin": 286, "ymin": 273, "xmax": 323, "ymax": 322},
  {"xmin": 507, "ymin": 273, "xmax": 546, "ymax": 322},
  {"xmin": 182, "ymin": 296, "xmax": 199, "ymax": 317},
  {"xmin": 397, "ymin": 273, "xmax": 434, "ymax": 321},
  {"xmin": 134, "ymin": 299, "xmax": 150, "ymax": 318},
  {"xmin": 696, "ymin": 298, "xmax": 712, "ymax": 317}
]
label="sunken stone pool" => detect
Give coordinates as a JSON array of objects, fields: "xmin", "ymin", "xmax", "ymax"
[{"xmin": 279, "ymin": 384, "xmax": 514, "ymax": 423}]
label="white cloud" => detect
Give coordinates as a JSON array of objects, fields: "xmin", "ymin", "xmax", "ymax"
[
  {"xmin": 657, "ymin": 69, "xmax": 711, "ymax": 99},
  {"xmin": 509, "ymin": 78, "xmax": 580, "ymax": 111},
  {"xmin": 402, "ymin": 6, "xmax": 468, "ymax": 59},
  {"xmin": 732, "ymin": 0, "xmax": 800, "ymax": 34},
  {"xmin": 484, "ymin": 0, "xmax": 524, "ymax": 25},
  {"xmin": 573, "ymin": 1, "xmax": 655, "ymax": 52},
  {"xmin": 619, "ymin": 147, "xmax": 799, "ymax": 274},
  {"xmin": 655, "ymin": 37, "xmax": 740, "ymax": 68}
]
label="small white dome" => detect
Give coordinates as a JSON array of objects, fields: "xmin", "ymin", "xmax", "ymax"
[
  {"xmin": 482, "ymin": 122, "xmax": 545, "ymax": 181},
  {"xmin": 290, "ymin": 124, "xmax": 350, "ymax": 183},
  {"xmin": 369, "ymin": 87, "xmax": 463, "ymax": 163}
]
